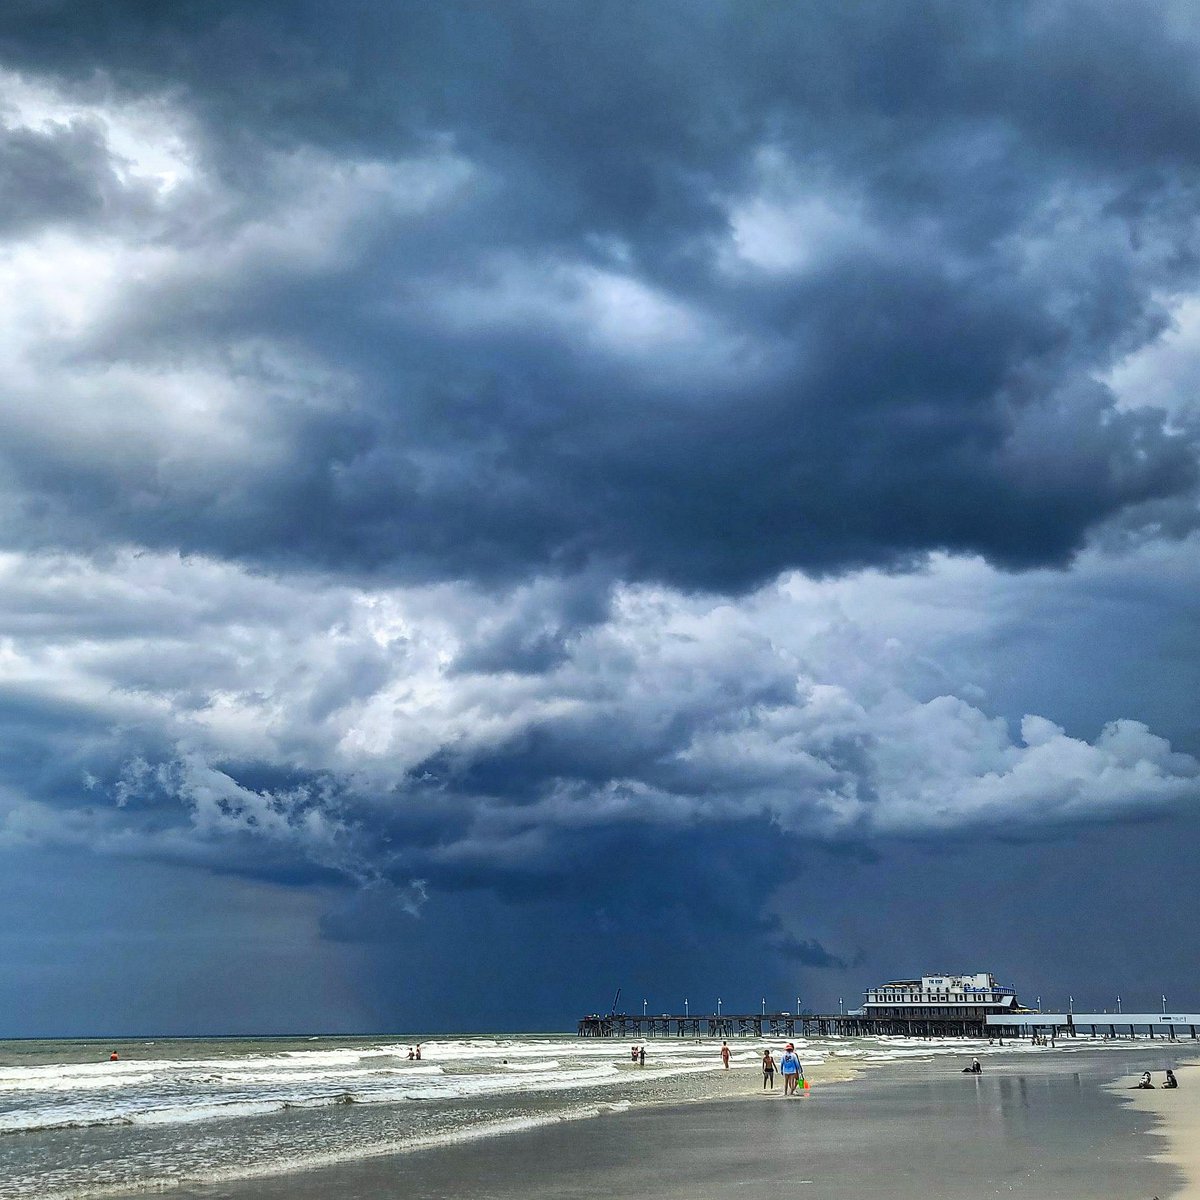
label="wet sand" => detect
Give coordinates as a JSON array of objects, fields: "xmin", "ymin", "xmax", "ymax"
[
  {"xmin": 148, "ymin": 1048, "xmax": 1187, "ymax": 1200},
  {"xmin": 1121, "ymin": 1060, "xmax": 1200, "ymax": 1198}
]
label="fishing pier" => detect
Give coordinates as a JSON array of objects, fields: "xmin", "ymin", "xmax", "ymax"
[
  {"xmin": 579, "ymin": 972, "xmax": 1200, "ymax": 1041},
  {"xmin": 576, "ymin": 1012, "xmax": 992, "ymax": 1038},
  {"xmin": 577, "ymin": 1010, "xmax": 1200, "ymax": 1041}
]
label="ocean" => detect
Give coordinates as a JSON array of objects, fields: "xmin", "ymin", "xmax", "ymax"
[{"xmin": 0, "ymin": 1031, "xmax": 1191, "ymax": 1199}]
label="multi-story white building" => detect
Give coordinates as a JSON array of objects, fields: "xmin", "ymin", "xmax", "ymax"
[{"xmin": 863, "ymin": 972, "xmax": 1021, "ymax": 1021}]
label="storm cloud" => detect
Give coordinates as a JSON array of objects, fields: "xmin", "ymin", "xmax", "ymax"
[
  {"xmin": 0, "ymin": 2, "xmax": 1199, "ymax": 587},
  {"xmin": 2, "ymin": 1, "xmax": 1200, "ymax": 1030}
]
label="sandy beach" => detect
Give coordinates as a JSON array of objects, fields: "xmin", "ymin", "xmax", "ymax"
[
  {"xmin": 128, "ymin": 1046, "xmax": 1192, "ymax": 1200},
  {"xmin": 1119, "ymin": 1061, "xmax": 1200, "ymax": 1199}
]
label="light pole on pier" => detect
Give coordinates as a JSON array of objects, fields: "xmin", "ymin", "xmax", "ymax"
[
  {"xmin": 643, "ymin": 999, "xmax": 647, "ymax": 1018},
  {"xmin": 718, "ymin": 998, "xmax": 722, "ymax": 1016},
  {"xmin": 762, "ymin": 997, "xmax": 766, "ymax": 1016},
  {"xmin": 1163, "ymin": 995, "xmax": 1168, "ymax": 1015},
  {"xmin": 1117, "ymin": 995, "xmax": 1122, "ymax": 1014},
  {"xmin": 1068, "ymin": 995, "xmax": 1073, "ymax": 1013},
  {"xmin": 839, "ymin": 996, "xmax": 844, "ymax": 1015},
  {"xmin": 1036, "ymin": 995, "xmax": 1041, "ymax": 1012},
  {"xmin": 685, "ymin": 998, "xmax": 689, "ymax": 1018},
  {"xmin": 796, "ymin": 995, "xmax": 801, "ymax": 1016}
]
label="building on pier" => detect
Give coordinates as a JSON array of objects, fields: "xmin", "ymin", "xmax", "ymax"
[{"xmin": 863, "ymin": 972, "xmax": 1020, "ymax": 1022}]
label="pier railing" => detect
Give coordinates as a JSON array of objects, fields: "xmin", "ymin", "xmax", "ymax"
[
  {"xmin": 578, "ymin": 1011, "xmax": 1200, "ymax": 1040},
  {"xmin": 577, "ymin": 1013, "xmax": 993, "ymax": 1038}
]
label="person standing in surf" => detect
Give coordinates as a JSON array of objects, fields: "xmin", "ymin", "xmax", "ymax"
[
  {"xmin": 762, "ymin": 1049, "xmax": 776, "ymax": 1089},
  {"xmin": 779, "ymin": 1044, "xmax": 801, "ymax": 1095}
]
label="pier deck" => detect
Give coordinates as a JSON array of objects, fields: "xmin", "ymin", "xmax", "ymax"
[
  {"xmin": 578, "ymin": 1012, "xmax": 1200, "ymax": 1040},
  {"xmin": 577, "ymin": 1013, "xmax": 990, "ymax": 1038}
]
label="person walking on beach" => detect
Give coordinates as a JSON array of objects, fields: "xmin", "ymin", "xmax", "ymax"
[
  {"xmin": 632, "ymin": 1045, "xmax": 639, "ymax": 1063},
  {"xmin": 639, "ymin": 1046, "xmax": 646, "ymax": 1067},
  {"xmin": 720, "ymin": 1041, "xmax": 731, "ymax": 1069},
  {"xmin": 780, "ymin": 1044, "xmax": 801, "ymax": 1095},
  {"xmin": 762, "ymin": 1049, "xmax": 776, "ymax": 1089}
]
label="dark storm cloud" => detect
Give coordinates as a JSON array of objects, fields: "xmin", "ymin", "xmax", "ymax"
[
  {"xmin": 0, "ymin": 120, "xmax": 122, "ymax": 232},
  {"xmin": 4, "ymin": 3, "xmax": 1200, "ymax": 1032},
  {"xmin": 0, "ymin": 1, "xmax": 1198, "ymax": 588}
]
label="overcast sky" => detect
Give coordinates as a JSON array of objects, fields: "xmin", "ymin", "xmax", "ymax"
[{"xmin": 2, "ymin": 1, "xmax": 1199, "ymax": 1037}]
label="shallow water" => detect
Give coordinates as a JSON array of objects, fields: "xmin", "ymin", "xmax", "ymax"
[
  {"xmin": 166, "ymin": 1050, "xmax": 1196, "ymax": 1200},
  {"xmin": 0, "ymin": 1032, "xmax": 1192, "ymax": 1198}
]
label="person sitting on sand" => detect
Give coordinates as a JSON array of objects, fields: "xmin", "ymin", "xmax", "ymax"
[
  {"xmin": 1135, "ymin": 1072, "xmax": 1155, "ymax": 1089},
  {"xmin": 961, "ymin": 1058, "xmax": 982, "ymax": 1074},
  {"xmin": 762, "ymin": 1050, "xmax": 776, "ymax": 1089},
  {"xmin": 1164, "ymin": 1070, "xmax": 1178, "ymax": 1089}
]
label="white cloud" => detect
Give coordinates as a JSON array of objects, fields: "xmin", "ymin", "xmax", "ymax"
[
  {"xmin": 718, "ymin": 146, "xmax": 876, "ymax": 276},
  {"xmin": 1107, "ymin": 292, "xmax": 1200, "ymax": 421},
  {"xmin": 0, "ymin": 67, "xmax": 198, "ymax": 193},
  {"xmin": 0, "ymin": 547, "xmax": 1195, "ymax": 886},
  {"xmin": 418, "ymin": 253, "xmax": 774, "ymax": 383}
]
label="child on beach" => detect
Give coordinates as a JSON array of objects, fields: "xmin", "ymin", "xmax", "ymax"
[{"xmin": 762, "ymin": 1050, "xmax": 776, "ymax": 1089}]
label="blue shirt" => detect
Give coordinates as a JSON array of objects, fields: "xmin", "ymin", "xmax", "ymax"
[{"xmin": 780, "ymin": 1052, "xmax": 800, "ymax": 1074}]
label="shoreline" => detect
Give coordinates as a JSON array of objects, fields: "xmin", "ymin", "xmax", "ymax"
[
  {"xmin": 93, "ymin": 1042, "xmax": 1197, "ymax": 1200},
  {"xmin": 1116, "ymin": 1060, "xmax": 1200, "ymax": 1200}
]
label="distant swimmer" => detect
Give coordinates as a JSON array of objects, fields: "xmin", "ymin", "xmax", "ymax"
[
  {"xmin": 1164, "ymin": 1070, "xmax": 1178, "ymax": 1089},
  {"xmin": 109, "ymin": 1052, "xmax": 119, "ymax": 1062},
  {"xmin": 414, "ymin": 1045, "xmax": 422, "ymax": 1060},
  {"xmin": 762, "ymin": 1049, "xmax": 776, "ymax": 1089},
  {"xmin": 720, "ymin": 1041, "xmax": 731, "ymax": 1069},
  {"xmin": 407, "ymin": 1047, "xmax": 415, "ymax": 1060}
]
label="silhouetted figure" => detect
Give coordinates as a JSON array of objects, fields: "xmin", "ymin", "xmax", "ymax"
[{"xmin": 1164, "ymin": 1070, "xmax": 1178, "ymax": 1089}]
